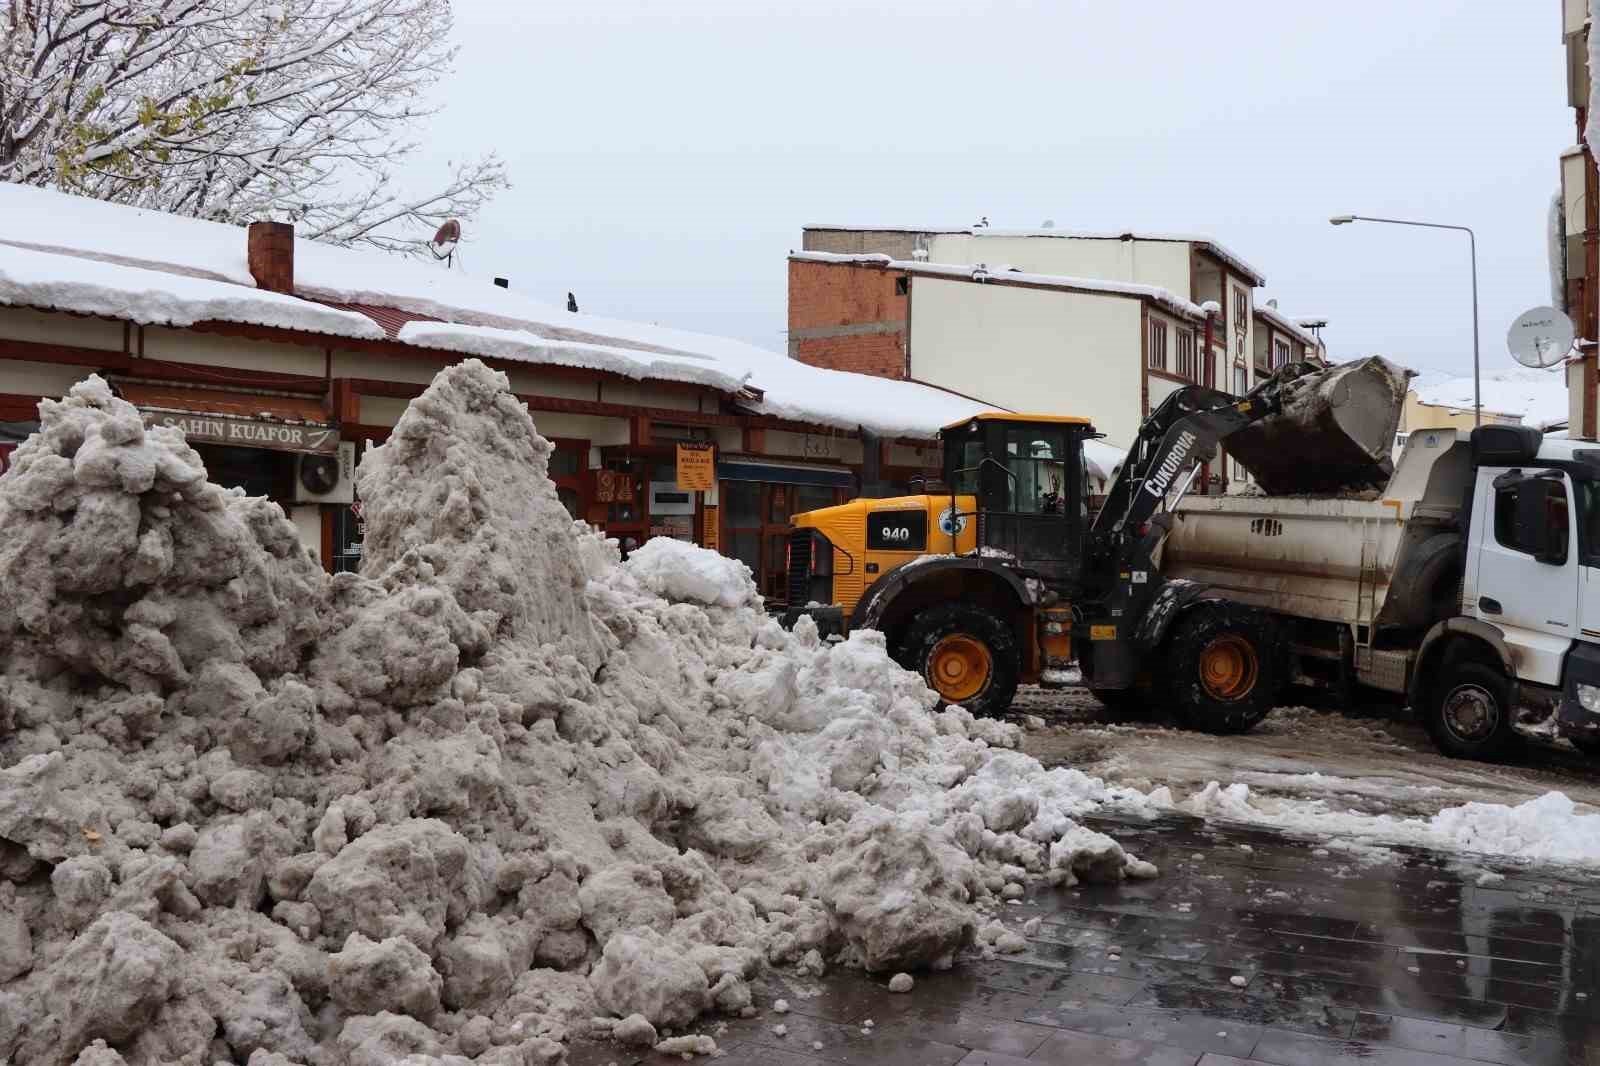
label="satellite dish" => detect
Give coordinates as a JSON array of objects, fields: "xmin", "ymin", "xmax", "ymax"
[
  {"xmin": 1507, "ymin": 306, "xmax": 1574, "ymax": 369},
  {"xmin": 430, "ymin": 219, "xmax": 461, "ymax": 262}
]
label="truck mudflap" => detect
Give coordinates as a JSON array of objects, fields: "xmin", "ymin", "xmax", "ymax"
[
  {"xmin": 1556, "ymin": 642, "xmax": 1600, "ymax": 744},
  {"xmin": 780, "ymin": 604, "xmax": 847, "ymax": 640}
]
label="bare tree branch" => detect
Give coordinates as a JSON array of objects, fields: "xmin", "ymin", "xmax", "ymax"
[{"xmin": 0, "ymin": 0, "xmax": 507, "ymax": 255}]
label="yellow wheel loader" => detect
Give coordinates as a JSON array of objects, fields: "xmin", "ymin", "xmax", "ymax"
[{"xmin": 783, "ymin": 359, "xmax": 1409, "ymax": 723}]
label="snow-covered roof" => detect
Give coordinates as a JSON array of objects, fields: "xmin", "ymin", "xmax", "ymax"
[
  {"xmin": 803, "ymin": 224, "xmax": 1266, "ymax": 285},
  {"xmin": 0, "ymin": 183, "xmax": 994, "ymax": 439},
  {"xmin": 1412, "ymin": 366, "xmax": 1571, "ymax": 429},
  {"xmin": 1252, "ymin": 302, "xmax": 1322, "ymax": 351},
  {"xmin": 791, "ymin": 251, "xmax": 1206, "ymax": 322}
]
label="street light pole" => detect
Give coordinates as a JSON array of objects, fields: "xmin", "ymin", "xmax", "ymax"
[{"xmin": 1330, "ymin": 214, "xmax": 1480, "ymax": 427}]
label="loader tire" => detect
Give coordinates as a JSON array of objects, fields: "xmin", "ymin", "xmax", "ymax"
[
  {"xmin": 1163, "ymin": 604, "xmax": 1280, "ymax": 735},
  {"xmin": 1424, "ymin": 661, "xmax": 1518, "ymax": 761},
  {"xmin": 901, "ymin": 603, "xmax": 1020, "ymax": 718}
]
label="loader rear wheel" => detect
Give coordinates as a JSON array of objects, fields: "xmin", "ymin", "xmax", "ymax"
[
  {"xmin": 1164, "ymin": 605, "xmax": 1280, "ymax": 734},
  {"xmin": 902, "ymin": 604, "xmax": 1019, "ymax": 718}
]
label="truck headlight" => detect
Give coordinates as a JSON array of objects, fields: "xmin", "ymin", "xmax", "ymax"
[{"xmin": 1578, "ymin": 683, "xmax": 1600, "ymax": 714}]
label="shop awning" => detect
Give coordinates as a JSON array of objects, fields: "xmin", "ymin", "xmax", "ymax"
[
  {"xmin": 715, "ymin": 459, "xmax": 855, "ymax": 489},
  {"xmin": 116, "ymin": 383, "xmax": 337, "ymax": 455}
]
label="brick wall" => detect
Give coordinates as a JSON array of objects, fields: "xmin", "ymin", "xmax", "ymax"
[
  {"xmin": 793, "ymin": 332, "xmax": 906, "ymax": 378},
  {"xmin": 787, "ymin": 259, "xmax": 908, "ymax": 380}
]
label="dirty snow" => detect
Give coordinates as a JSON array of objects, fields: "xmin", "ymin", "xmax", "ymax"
[
  {"xmin": 0, "ymin": 361, "xmax": 1156, "ymax": 1065},
  {"xmin": 1020, "ymin": 690, "xmax": 1600, "ymax": 872}
]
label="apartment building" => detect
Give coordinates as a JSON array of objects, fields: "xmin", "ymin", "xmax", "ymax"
[{"xmin": 789, "ymin": 226, "xmax": 1278, "ymax": 491}]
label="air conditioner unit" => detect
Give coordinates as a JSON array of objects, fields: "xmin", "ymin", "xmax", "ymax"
[{"xmin": 294, "ymin": 441, "xmax": 356, "ymax": 504}]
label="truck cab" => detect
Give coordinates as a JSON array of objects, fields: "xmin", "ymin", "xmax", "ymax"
[{"xmin": 1437, "ymin": 426, "xmax": 1600, "ymax": 755}]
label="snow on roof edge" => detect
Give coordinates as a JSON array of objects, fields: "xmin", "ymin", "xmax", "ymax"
[
  {"xmin": 791, "ymin": 251, "xmax": 1205, "ymax": 321},
  {"xmin": 0, "ymin": 244, "xmax": 384, "ymax": 342},
  {"xmin": 801, "ymin": 225, "xmax": 1266, "ymax": 284},
  {"xmin": 1253, "ymin": 302, "xmax": 1322, "ymax": 351}
]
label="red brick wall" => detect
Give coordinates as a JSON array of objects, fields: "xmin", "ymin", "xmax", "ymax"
[
  {"xmin": 787, "ymin": 259, "xmax": 908, "ymax": 379},
  {"xmin": 793, "ymin": 332, "xmax": 906, "ymax": 378},
  {"xmin": 788, "ymin": 260, "xmax": 906, "ymax": 331}
]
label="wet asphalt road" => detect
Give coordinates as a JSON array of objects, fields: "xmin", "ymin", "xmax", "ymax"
[{"xmin": 565, "ymin": 686, "xmax": 1600, "ymax": 1065}]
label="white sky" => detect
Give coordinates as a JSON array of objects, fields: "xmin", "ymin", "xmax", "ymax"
[{"xmin": 413, "ymin": 1, "xmax": 1571, "ymax": 380}]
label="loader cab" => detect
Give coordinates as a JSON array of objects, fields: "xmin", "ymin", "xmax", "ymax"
[{"xmin": 940, "ymin": 413, "xmax": 1097, "ymax": 586}]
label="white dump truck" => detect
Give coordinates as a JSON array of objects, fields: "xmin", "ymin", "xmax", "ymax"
[{"xmin": 1166, "ymin": 421, "xmax": 1600, "ymax": 759}]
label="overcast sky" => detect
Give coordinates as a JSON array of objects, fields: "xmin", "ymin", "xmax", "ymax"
[{"xmin": 416, "ymin": 1, "xmax": 1571, "ymax": 381}]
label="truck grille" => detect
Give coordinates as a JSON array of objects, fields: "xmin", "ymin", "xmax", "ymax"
[{"xmin": 786, "ymin": 530, "xmax": 812, "ymax": 607}]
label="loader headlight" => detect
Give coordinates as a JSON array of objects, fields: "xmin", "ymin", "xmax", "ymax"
[{"xmin": 1577, "ymin": 683, "xmax": 1600, "ymax": 715}]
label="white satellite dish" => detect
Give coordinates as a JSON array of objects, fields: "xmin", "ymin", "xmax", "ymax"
[{"xmin": 1507, "ymin": 306, "xmax": 1574, "ymax": 369}]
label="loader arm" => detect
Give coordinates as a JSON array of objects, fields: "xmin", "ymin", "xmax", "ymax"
[
  {"xmin": 1077, "ymin": 371, "xmax": 1300, "ymax": 690},
  {"xmin": 1087, "ymin": 382, "xmax": 1280, "ymax": 582},
  {"xmin": 1079, "ymin": 358, "xmax": 1407, "ymax": 690}
]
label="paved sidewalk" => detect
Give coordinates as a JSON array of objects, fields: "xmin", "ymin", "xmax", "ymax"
[{"xmin": 568, "ymin": 812, "xmax": 1600, "ymax": 1065}]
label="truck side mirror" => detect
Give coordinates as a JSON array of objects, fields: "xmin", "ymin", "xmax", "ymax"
[{"xmin": 1515, "ymin": 477, "xmax": 1568, "ymax": 565}]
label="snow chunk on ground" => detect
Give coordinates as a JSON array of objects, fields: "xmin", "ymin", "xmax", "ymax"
[
  {"xmin": 623, "ymin": 537, "xmax": 759, "ymax": 609},
  {"xmin": 1184, "ymin": 782, "xmax": 1600, "ymax": 867}
]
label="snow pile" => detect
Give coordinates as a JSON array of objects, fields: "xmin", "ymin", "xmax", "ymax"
[
  {"xmin": 1184, "ymin": 782, "xmax": 1600, "ymax": 867},
  {"xmin": 0, "ymin": 359, "xmax": 1154, "ymax": 1066}
]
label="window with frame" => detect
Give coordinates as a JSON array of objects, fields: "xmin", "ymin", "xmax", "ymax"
[
  {"xmin": 1494, "ymin": 475, "xmax": 1570, "ymax": 559},
  {"xmin": 1272, "ymin": 338, "xmax": 1292, "ymax": 369},
  {"xmin": 1175, "ymin": 329, "xmax": 1197, "ymax": 381},
  {"xmin": 1147, "ymin": 319, "xmax": 1168, "ymax": 371},
  {"xmin": 1233, "ymin": 288, "xmax": 1249, "ymax": 334},
  {"xmin": 1232, "ymin": 365, "xmax": 1249, "ymax": 396}
]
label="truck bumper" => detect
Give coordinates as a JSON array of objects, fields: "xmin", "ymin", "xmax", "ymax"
[
  {"xmin": 780, "ymin": 605, "xmax": 848, "ymax": 640},
  {"xmin": 1556, "ymin": 643, "xmax": 1600, "ymax": 743}
]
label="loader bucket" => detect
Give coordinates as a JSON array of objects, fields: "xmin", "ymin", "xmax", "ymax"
[{"xmin": 1226, "ymin": 356, "xmax": 1410, "ymax": 496}]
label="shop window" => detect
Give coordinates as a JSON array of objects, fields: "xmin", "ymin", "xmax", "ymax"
[
  {"xmin": 721, "ymin": 480, "xmax": 845, "ymax": 601},
  {"xmin": 547, "ymin": 437, "xmax": 590, "ymax": 522},
  {"xmin": 193, "ymin": 443, "xmax": 291, "ymax": 500}
]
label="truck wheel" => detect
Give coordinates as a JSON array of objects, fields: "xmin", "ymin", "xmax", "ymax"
[
  {"xmin": 1425, "ymin": 662, "xmax": 1517, "ymax": 760},
  {"xmin": 902, "ymin": 603, "xmax": 1020, "ymax": 718},
  {"xmin": 1163, "ymin": 605, "xmax": 1279, "ymax": 734}
]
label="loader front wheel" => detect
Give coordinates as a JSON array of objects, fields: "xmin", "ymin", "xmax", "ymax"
[
  {"xmin": 903, "ymin": 604, "xmax": 1020, "ymax": 718},
  {"xmin": 1164, "ymin": 605, "xmax": 1280, "ymax": 734}
]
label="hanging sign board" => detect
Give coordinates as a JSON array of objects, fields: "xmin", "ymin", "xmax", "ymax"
[
  {"xmin": 676, "ymin": 442, "xmax": 715, "ymax": 491},
  {"xmin": 141, "ymin": 411, "xmax": 339, "ymax": 454},
  {"xmin": 701, "ymin": 506, "xmax": 718, "ymax": 552}
]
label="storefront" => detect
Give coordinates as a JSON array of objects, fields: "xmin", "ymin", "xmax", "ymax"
[
  {"xmin": 114, "ymin": 380, "xmax": 345, "ymax": 561},
  {"xmin": 717, "ymin": 459, "xmax": 854, "ymax": 600}
]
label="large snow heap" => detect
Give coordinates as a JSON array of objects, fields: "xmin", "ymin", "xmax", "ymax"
[{"xmin": 0, "ymin": 361, "xmax": 1154, "ymax": 1066}]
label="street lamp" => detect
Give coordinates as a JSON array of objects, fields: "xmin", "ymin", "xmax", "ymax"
[{"xmin": 1329, "ymin": 214, "xmax": 1480, "ymax": 426}]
